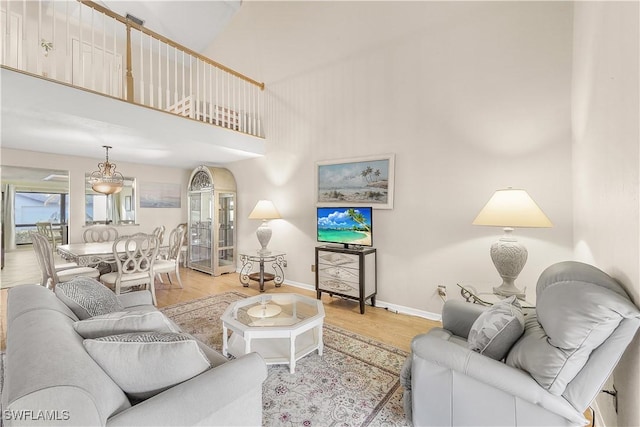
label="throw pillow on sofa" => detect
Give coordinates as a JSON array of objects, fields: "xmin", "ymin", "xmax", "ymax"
[
  {"xmin": 55, "ymin": 276, "xmax": 124, "ymax": 320},
  {"xmin": 74, "ymin": 307, "xmax": 180, "ymax": 339},
  {"xmin": 467, "ymin": 296, "xmax": 525, "ymax": 361},
  {"xmin": 83, "ymin": 332, "xmax": 211, "ymax": 400}
]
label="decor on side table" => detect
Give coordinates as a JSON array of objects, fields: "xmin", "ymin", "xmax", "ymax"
[
  {"xmin": 89, "ymin": 145, "xmax": 124, "ymax": 194},
  {"xmin": 248, "ymin": 200, "xmax": 281, "ymax": 255},
  {"xmin": 472, "ymin": 187, "xmax": 552, "ymax": 298}
]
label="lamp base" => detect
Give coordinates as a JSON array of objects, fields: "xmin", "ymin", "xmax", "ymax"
[
  {"xmin": 493, "ymin": 284, "xmax": 526, "ymax": 299},
  {"xmin": 490, "ymin": 228, "xmax": 527, "ymax": 299},
  {"xmin": 256, "ymin": 220, "xmax": 272, "ymax": 255}
]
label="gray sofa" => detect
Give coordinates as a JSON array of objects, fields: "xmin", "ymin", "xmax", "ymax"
[
  {"xmin": 401, "ymin": 261, "xmax": 640, "ymax": 426},
  {"xmin": 2, "ymin": 284, "xmax": 267, "ymax": 426}
]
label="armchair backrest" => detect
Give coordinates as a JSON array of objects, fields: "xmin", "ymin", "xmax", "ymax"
[{"xmin": 506, "ymin": 261, "xmax": 640, "ymax": 413}]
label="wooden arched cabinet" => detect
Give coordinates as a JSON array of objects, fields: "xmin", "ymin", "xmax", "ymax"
[{"xmin": 187, "ymin": 166, "xmax": 236, "ymax": 276}]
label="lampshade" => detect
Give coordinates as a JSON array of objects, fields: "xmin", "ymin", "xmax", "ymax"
[
  {"xmin": 472, "ymin": 188, "xmax": 552, "ymax": 228},
  {"xmin": 89, "ymin": 145, "xmax": 124, "ymax": 195},
  {"xmin": 248, "ymin": 200, "xmax": 281, "ymax": 220}
]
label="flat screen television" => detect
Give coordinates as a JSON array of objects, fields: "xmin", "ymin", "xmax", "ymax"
[{"xmin": 317, "ymin": 207, "xmax": 373, "ymax": 248}]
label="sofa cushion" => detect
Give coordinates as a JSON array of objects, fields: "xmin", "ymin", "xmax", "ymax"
[
  {"xmin": 55, "ymin": 276, "xmax": 123, "ymax": 320},
  {"xmin": 467, "ymin": 296, "xmax": 524, "ymax": 361},
  {"xmin": 74, "ymin": 307, "xmax": 180, "ymax": 339},
  {"xmin": 506, "ymin": 261, "xmax": 640, "ymax": 395},
  {"xmin": 83, "ymin": 332, "xmax": 211, "ymax": 400}
]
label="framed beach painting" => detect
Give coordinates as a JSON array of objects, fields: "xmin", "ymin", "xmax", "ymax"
[
  {"xmin": 139, "ymin": 182, "xmax": 182, "ymax": 208},
  {"xmin": 316, "ymin": 154, "xmax": 395, "ymax": 209}
]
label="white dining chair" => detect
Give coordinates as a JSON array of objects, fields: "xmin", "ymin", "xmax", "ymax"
[
  {"xmin": 154, "ymin": 225, "xmax": 186, "ymax": 288},
  {"xmin": 83, "ymin": 225, "xmax": 119, "ymax": 243},
  {"xmin": 178, "ymin": 223, "xmax": 188, "ymax": 267},
  {"xmin": 99, "ymin": 233, "xmax": 160, "ymax": 305},
  {"xmin": 30, "ymin": 231, "xmax": 100, "ymax": 290},
  {"xmin": 36, "ymin": 221, "xmax": 62, "ymax": 250},
  {"xmin": 152, "ymin": 225, "xmax": 166, "ymax": 246}
]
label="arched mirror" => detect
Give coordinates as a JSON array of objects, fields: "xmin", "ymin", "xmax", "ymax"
[{"xmin": 85, "ymin": 174, "xmax": 136, "ymax": 225}]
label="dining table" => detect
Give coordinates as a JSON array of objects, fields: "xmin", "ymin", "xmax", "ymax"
[{"xmin": 57, "ymin": 241, "xmax": 168, "ymax": 269}]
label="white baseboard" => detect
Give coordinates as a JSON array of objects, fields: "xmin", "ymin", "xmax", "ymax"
[{"xmin": 282, "ymin": 279, "xmax": 442, "ymax": 321}]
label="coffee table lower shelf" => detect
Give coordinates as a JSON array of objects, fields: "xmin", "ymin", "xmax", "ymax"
[{"xmin": 225, "ymin": 328, "xmax": 322, "ymax": 374}]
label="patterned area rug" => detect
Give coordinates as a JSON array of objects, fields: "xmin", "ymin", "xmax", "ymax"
[{"xmin": 160, "ymin": 292, "xmax": 410, "ymax": 427}]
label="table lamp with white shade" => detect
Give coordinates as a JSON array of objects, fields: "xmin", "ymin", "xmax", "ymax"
[
  {"xmin": 472, "ymin": 188, "xmax": 552, "ymax": 298},
  {"xmin": 248, "ymin": 200, "xmax": 281, "ymax": 255}
]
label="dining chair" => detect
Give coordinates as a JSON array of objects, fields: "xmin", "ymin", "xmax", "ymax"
[
  {"xmin": 154, "ymin": 225, "xmax": 186, "ymax": 288},
  {"xmin": 99, "ymin": 233, "xmax": 160, "ymax": 305},
  {"xmin": 152, "ymin": 225, "xmax": 166, "ymax": 245},
  {"xmin": 83, "ymin": 225, "xmax": 119, "ymax": 243},
  {"xmin": 178, "ymin": 222, "xmax": 188, "ymax": 267},
  {"xmin": 30, "ymin": 231, "xmax": 100, "ymax": 290},
  {"xmin": 35, "ymin": 221, "xmax": 62, "ymax": 250}
]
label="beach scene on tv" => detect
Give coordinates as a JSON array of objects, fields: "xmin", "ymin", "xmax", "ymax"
[{"xmin": 317, "ymin": 207, "xmax": 372, "ymax": 246}]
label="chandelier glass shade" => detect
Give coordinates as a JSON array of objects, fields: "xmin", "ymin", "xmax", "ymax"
[{"xmin": 90, "ymin": 145, "xmax": 124, "ymax": 195}]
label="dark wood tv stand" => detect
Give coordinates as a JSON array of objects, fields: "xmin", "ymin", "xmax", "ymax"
[{"xmin": 315, "ymin": 245, "xmax": 377, "ymax": 314}]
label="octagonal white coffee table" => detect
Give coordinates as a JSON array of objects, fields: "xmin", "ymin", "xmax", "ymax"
[{"xmin": 221, "ymin": 294, "xmax": 325, "ymax": 373}]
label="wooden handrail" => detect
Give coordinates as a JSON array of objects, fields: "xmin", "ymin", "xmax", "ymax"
[{"xmin": 80, "ymin": 0, "xmax": 265, "ymax": 90}]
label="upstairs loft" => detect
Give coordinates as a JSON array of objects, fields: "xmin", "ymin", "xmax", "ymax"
[{"xmin": 1, "ymin": 0, "xmax": 266, "ymax": 165}]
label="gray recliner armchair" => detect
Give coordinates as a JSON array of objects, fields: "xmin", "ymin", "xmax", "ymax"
[{"xmin": 401, "ymin": 261, "xmax": 640, "ymax": 426}]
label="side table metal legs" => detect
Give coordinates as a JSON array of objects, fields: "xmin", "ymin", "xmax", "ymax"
[{"xmin": 239, "ymin": 253, "xmax": 286, "ymax": 292}]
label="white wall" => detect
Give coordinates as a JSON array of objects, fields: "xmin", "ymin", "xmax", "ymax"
[
  {"xmin": 211, "ymin": 1, "xmax": 575, "ymax": 315},
  {"xmin": 0, "ymin": 148, "xmax": 190, "ymax": 243},
  {"xmin": 572, "ymin": 2, "xmax": 640, "ymax": 426}
]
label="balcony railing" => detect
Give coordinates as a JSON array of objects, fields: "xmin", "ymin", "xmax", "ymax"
[{"xmin": 0, "ymin": 0, "xmax": 265, "ymax": 137}]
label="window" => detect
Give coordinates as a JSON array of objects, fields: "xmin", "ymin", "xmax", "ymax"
[{"xmin": 14, "ymin": 191, "xmax": 68, "ymax": 245}]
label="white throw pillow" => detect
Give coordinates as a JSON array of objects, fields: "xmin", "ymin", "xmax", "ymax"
[
  {"xmin": 74, "ymin": 307, "xmax": 180, "ymax": 339},
  {"xmin": 55, "ymin": 276, "xmax": 124, "ymax": 320},
  {"xmin": 83, "ymin": 332, "xmax": 210, "ymax": 400},
  {"xmin": 467, "ymin": 296, "xmax": 525, "ymax": 361}
]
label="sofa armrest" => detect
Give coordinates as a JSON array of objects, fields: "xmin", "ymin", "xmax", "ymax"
[
  {"xmin": 117, "ymin": 290, "xmax": 153, "ymax": 308},
  {"xmin": 410, "ymin": 332, "xmax": 586, "ymax": 425},
  {"xmin": 106, "ymin": 353, "xmax": 268, "ymax": 427},
  {"xmin": 441, "ymin": 300, "xmax": 487, "ymax": 338}
]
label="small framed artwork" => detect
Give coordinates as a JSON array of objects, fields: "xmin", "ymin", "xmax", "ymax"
[
  {"xmin": 316, "ymin": 154, "xmax": 395, "ymax": 209},
  {"xmin": 139, "ymin": 182, "xmax": 182, "ymax": 208}
]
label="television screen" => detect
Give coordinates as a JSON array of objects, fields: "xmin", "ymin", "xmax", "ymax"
[{"xmin": 317, "ymin": 207, "xmax": 373, "ymax": 247}]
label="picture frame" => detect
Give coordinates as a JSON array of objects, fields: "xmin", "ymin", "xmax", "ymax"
[
  {"xmin": 316, "ymin": 154, "xmax": 395, "ymax": 209},
  {"xmin": 139, "ymin": 182, "xmax": 182, "ymax": 208}
]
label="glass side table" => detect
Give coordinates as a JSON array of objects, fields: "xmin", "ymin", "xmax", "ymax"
[
  {"xmin": 457, "ymin": 283, "xmax": 535, "ymax": 308},
  {"xmin": 239, "ymin": 250, "xmax": 286, "ymax": 292}
]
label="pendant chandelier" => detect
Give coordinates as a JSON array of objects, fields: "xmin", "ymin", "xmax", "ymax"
[{"xmin": 90, "ymin": 145, "xmax": 124, "ymax": 194}]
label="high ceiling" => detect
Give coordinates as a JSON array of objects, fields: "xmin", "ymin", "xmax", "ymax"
[{"xmin": 97, "ymin": 0, "xmax": 242, "ymax": 53}]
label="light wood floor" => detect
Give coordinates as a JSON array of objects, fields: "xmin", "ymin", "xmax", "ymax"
[{"xmin": 0, "ymin": 247, "xmax": 440, "ymax": 352}]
